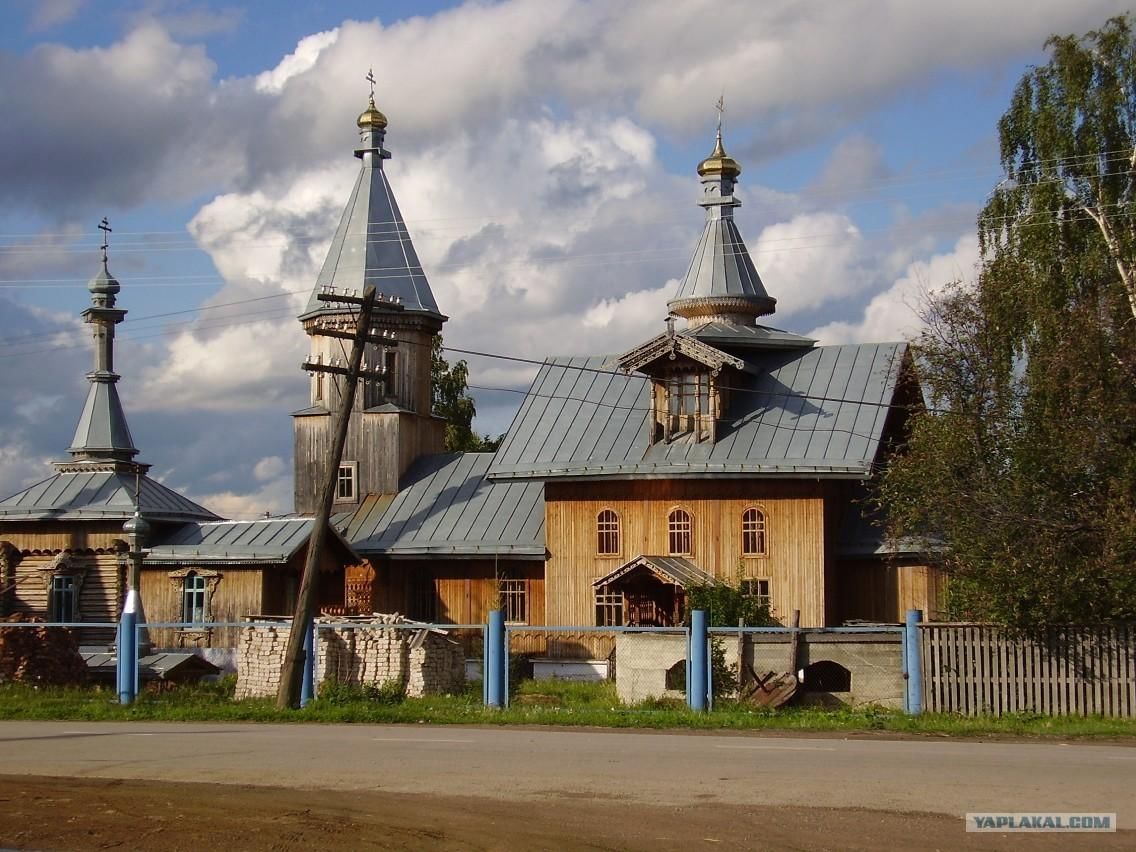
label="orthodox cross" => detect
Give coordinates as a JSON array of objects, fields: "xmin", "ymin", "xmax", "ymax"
[
  {"xmin": 715, "ymin": 95, "xmax": 725, "ymax": 134},
  {"xmin": 366, "ymin": 68, "xmax": 377, "ymax": 99},
  {"xmin": 98, "ymin": 217, "xmax": 112, "ymax": 264}
]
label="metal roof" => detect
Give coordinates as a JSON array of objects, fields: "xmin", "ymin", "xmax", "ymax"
[
  {"xmin": 670, "ymin": 212, "xmax": 773, "ymax": 308},
  {"xmin": 299, "ymin": 129, "xmax": 441, "ymax": 321},
  {"xmin": 685, "ymin": 320, "xmax": 816, "ymax": 351},
  {"xmin": 593, "ymin": 555, "xmax": 719, "ymax": 589},
  {"xmin": 0, "ymin": 469, "xmax": 218, "ymax": 523},
  {"xmin": 488, "ymin": 342, "xmax": 908, "ymax": 481},
  {"xmin": 345, "ymin": 453, "xmax": 545, "ymax": 558},
  {"xmin": 145, "ymin": 517, "xmax": 354, "ymax": 564},
  {"xmin": 68, "ymin": 376, "xmax": 138, "ymax": 459}
]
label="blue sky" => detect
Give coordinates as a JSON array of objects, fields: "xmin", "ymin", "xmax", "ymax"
[{"xmin": 0, "ymin": 0, "xmax": 1127, "ymax": 517}]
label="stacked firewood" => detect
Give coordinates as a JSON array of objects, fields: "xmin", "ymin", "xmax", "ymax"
[{"xmin": 0, "ymin": 614, "xmax": 89, "ymax": 685}]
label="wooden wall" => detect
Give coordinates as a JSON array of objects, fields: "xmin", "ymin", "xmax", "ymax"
[
  {"xmin": 543, "ymin": 479, "xmax": 827, "ymax": 627},
  {"xmin": 3, "ymin": 551, "xmax": 123, "ymax": 644},
  {"xmin": 374, "ymin": 558, "xmax": 545, "ymax": 626},
  {"xmin": 833, "ymin": 559, "xmax": 945, "ymax": 623}
]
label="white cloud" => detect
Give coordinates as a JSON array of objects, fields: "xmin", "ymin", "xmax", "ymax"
[
  {"xmin": 255, "ymin": 29, "xmax": 339, "ymax": 94},
  {"xmin": 809, "ymin": 233, "xmax": 980, "ymax": 345},
  {"xmin": 253, "ymin": 456, "xmax": 285, "ymax": 481},
  {"xmin": 191, "ymin": 475, "xmax": 294, "ymax": 520}
]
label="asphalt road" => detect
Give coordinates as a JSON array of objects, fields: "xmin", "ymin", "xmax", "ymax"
[{"xmin": 0, "ymin": 722, "xmax": 1131, "ymax": 824}]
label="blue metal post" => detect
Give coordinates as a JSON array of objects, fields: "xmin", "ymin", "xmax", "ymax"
[
  {"xmin": 486, "ymin": 610, "xmax": 505, "ymax": 708},
  {"xmin": 300, "ymin": 619, "xmax": 315, "ymax": 708},
  {"xmin": 905, "ymin": 608, "xmax": 924, "ymax": 715},
  {"xmin": 688, "ymin": 609, "xmax": 708, "ymax": 711},
  {"xmin": 117, "ymin": 590, "xmax": 138, "ymax": 705}
]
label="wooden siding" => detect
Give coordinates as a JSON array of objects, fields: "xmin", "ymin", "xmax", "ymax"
[
  {"xmin": 544, "ymin": 480, "xmax": 826, "ymax": 627},
  {"xmin": 833, "ymin": 560, "xmax": 945, "ymax": 624},
  {"xmin": 142, "ymin": 565, "xmax": 264, "ymax": 649},
  {"xmin": 921, "ymin": 623, "xmax": 1136, "ymax": 717},
  {"xmin": 1, "ymin": 522, "xmax": 134, "ymax": 553},
  {"xmin": 375, "ymin": 559, "xmax": 545, "ymax": 626}
]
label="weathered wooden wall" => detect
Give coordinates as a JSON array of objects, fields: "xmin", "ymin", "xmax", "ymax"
[
  {"xmin": 3, "ymin": 550, "xmax": 122, "ymax": 644},
  {"xmin": 543, "ymin": 479, "xmax": 827, "ymax": 627},
  {"xmin": 141, "ymin": 566, "xmax": 265, "ymax": 649},
  {"xmin": 833, "ymin": 560, "xmax": 945, "ymax": 624},
  {"xmin": 921, "ymin": 623, "xmax": 1136, "ymax": 717},
  {"xmin": 374, "ymin": 559, "xmax": 545, "ymax": 626}
]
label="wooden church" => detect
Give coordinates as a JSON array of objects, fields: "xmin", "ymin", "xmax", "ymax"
[{"xmin": 299, "ymin": 96, "xmax": 942, "ymax": 629}]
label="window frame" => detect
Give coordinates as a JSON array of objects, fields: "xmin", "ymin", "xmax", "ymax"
[
  {"xmin": 182, "ymin": 571, "xmax": 207, "ymax": 625},
  {"xmin": 740, "ymin": 577, "xmax": 772, "ymax": 610},
  {"xmin": 594, "ymin": 587, "xmax": 624, "ymax": 627},
  {"xmin": 667, "ymin": 507, "xmax": 693, "ymax": 556},
  {"xmin": 596, "ymin": 508, "xmax": 621, "ymax": 557},
  {"xmin": 499, "ymin": 577, "xmax": 527, "ymax": 624},
  {"xmin": 741, "ymin": 506, "xmax": 768, "ymax": 557},
  {"xmin": 335, "ymin": 461, "xmax": 358, "ymax": 503},
  {"xmin": 50, "ymin": 574, "xmax": 76, "ymax": 624}
]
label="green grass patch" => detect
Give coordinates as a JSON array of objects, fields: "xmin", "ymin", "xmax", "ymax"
[{"xmin": 0, "ymin": 680, "xmax": 1132, "ymax": 737}]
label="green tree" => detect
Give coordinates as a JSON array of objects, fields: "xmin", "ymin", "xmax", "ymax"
[
  {"xmin": 431, "ymin": 336, "xmax": 501, "ymax": 452},
  {"xmin": 880, "ymin": 17, "xmax": 1136, "ymax": 627}
]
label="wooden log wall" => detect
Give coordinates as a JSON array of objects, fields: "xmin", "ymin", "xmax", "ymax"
[
  {"xmin": 921, "ymin": 623, "xmax": 1136, "ymax": 717},
  {"xmin": 544, "ymin": 479, "xmax": 826, "ymax": 627}
]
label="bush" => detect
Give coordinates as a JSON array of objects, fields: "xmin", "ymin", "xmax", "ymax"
[{"xmin": 317, "ymin": 679, "xmax": 405, "ymax": 706}]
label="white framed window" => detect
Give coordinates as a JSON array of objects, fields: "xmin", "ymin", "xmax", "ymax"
[
  {"xmin": 668, "ymin": 508, "xmax": 692, "ymax": 556},
  {"xmin": 500, "ymin": 578, "xmax": 527, "ymax": 624},
  {"xmin": 742, "ymin": 507, "xmax": 767, "ymax": 556},
  {"xmin": 336, "ymin": 462, "xmax": 358, "ymax": 502},
  {"xmin": 183, "ymin": 572, "xmax": 207, "ymax": 625},
  {"xmin": 50, "ymin": 575, "xmax": 76, "ymax": 623},
  {"xmin": 595, "ymin": 588, "xmax": 624, "ymax": 627},
  {"xmin": 597, "ymin": 509, "xmax": 620, "ymax": 556}
]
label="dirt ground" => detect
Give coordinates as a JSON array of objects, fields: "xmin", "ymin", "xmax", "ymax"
[{"xmin": 0, "ymin": 775, "xmax": 1130, "ymax": 851}]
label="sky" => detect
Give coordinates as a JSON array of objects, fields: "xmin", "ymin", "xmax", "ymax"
[{"xmin": 0, "ymin": 0, "xmax": 1126, "ymax": 518}]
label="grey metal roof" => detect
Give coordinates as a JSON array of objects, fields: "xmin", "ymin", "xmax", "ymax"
[
  {"xmin": 83, "ymin": 651, "xmax": 220, "ymax": 680},
  {"xmin": 345, "ymin": 453, "xmax": 545, "ymax": 558},
  {"xmin": 145, "ymin": 517, "xmax": 349, "ymax": 564},
  {"xmin": 685, "ymin": 320, "xmax": 816, "ymax": 351},
  {"xmin": 299, "ymin": 134, "xmax": 441, "ymax": 321},
  {"xmin": 68, "ymin": 376, "xmax": 138, "ymax": 458},
  {"xmin": 0, "ymin": 469, "xmax": 218, "ymax": 523},
  {"xmin": 488, "ymin": 342, "xmax": 908, "ymax": 481},
  {"xmin": 593, "ymin": 555, "xmax": 718, "ymax": 589},
  {"xmin": 670, "ymin": 212, "xmax": 773, "ymax": 308}
]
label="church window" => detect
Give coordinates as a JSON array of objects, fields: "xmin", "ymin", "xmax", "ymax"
[
  {"xmin": 499, "ymin": 577, "xmax": 527, "ymax": 624},
  {"xmin": 742, "ymin": 507, "xmax": 767, "ymax": 556},
  {"xmin": 741, "ymin": 578, "xmax": 772, "ymax": 610},
  {"xmin": 50, "ymin": 575, "xmax": 76, "ymax": 623},
  {"xmin": 668, "ymin": 508, "xmax": 692, "ymax": 556},
  {"xmin": 597, "ymin": 509, "xmax": 620, "ymax": 556},
  {"xmin": 336, "ymin": 462, "xmax": 357, "ymax": 502},
  {"xmin": 595, "ymin": 588, "xmax": 624, "ymax": 626},
  {"xmin": 183, "ymin": 572, "xmax": 207, "ymax": 625}
]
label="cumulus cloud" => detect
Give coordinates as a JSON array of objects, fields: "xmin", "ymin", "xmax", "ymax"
[{"xmin": 809, "ymin": 233, "xmax": 981, "ymax": 345}]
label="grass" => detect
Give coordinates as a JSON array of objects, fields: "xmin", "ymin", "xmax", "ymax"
[{"xmin": 0, "ymin": 679, "xmax": 1133, "ymax": 738}]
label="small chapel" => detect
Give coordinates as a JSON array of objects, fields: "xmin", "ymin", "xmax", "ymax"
[{"xmin": 0, "ymin": 89, "xmax": 942, "ymax": 646}]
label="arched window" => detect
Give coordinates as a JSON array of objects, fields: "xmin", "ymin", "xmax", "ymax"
[
  {"xmin": 668, "ymin": 508, "xmax": 692, "ymax": 556},
  {"xmin": 742, "ymin": 507, "xmax": 766, "ymax": 556},
  {"xmin": 597, "ymin": 509, "xmax": 620, "ymax": 555},
  {"xmin": 183, "ymin": 571, "xmax": 207, "ymax": 625}
]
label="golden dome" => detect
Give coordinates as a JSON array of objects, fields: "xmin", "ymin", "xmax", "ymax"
[
  {"xmin": 696, "ymin": 131, "xmax": 741, "ymax": 179},
  {"xmin": 357, "ymin": 96, "xmax": 388, "ymax": 130}
]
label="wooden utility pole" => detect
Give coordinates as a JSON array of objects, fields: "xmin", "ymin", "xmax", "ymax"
[{"xmin": 277, "ymin": 285, "xmax": 398, "ymax": 709}]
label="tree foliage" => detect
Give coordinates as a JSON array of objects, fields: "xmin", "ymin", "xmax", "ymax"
[
  {"xmin": 880, "ymin": 17, "xmax": 1136, "ymax": 627},
  {"xmin": 686, "ymin": 581, "xmax": 775, "ymax": 628},
  {"xmin": 430, "ymin": 337, "xmax": 501, "ymax": 452}
]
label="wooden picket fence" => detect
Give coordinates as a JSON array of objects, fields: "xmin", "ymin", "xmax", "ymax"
[{"xmin": 920, "ymin": 623, "xmax": 1136, "ymax": 716}]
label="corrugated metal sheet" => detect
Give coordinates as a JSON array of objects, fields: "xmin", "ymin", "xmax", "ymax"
[
  {"xmin": 146, "ymin": 517, "xmax": 320, "ymax": 563},
  {"xmin": 488, "ymin": 342, "xmax": 907, "ymax": 481},
  {"xmin": 299, "ymin": 146, "xmax": 441, "ymax": 321},
  {"xmin": 672, "ymin": 213, "xmax": 771, "ymax": 304},
  {"xmin": 347, "ymin": 453, "xmax": 545, "ymax": 557},
  {"xmin": 593, "ymin": 555, "xmax": 718, "ymax": 589},
  {"xmin": 68, "ymin": 380, "xmax": 138, "ymax": 457},
  {"xmin": 0, "ymin": 470, "xmax": 218, "ymax": 523}
]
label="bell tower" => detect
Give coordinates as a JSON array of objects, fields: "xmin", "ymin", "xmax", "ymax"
[{"xmin": 293, "ymin": 78, "xmax": 446, "ymax": 514}]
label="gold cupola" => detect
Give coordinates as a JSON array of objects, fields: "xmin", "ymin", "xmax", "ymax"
[
  {"xmin": 357, "ymin": 96, "xmax": 388, "ymax": 131},
  {"xmin": 696, "ymin": 129, "xmax": 741, "ymax": 179}
]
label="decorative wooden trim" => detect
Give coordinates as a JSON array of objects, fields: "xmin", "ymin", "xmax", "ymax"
[
  {"xmin": 167, "ymin": 568, "xmax": 222, "ymax": 623},
  {"xmin": 37, "ymin": 552, "xmax": 89, "ymax": 621}
]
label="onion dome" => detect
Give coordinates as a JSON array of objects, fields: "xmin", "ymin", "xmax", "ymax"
[
  {"xmin": 357, "ymin": 96, "xmax": 388, "ymax": 131},
  {"xmin": 696, "ymin": 130, "xmax": 741, "ymax": 180},
  {"xmin": 88, "ymin": 262, "xmax": 121, "ymax": 297},
  {"xmin": 123, "ymin": 510, "xmax": 151, "ymax": 541}
]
